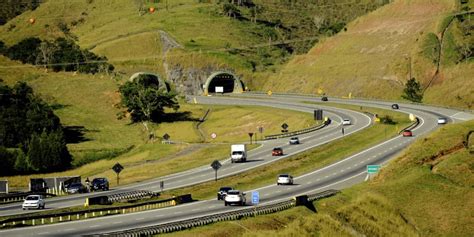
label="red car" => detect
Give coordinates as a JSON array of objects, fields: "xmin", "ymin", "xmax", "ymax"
[
  {"xmin": 402, "ymin": 130, "xmax": 413, "ymax": 137},
  {"xmin": 272, "ymin": 147, "xmax": 283, "ymax": 156}
]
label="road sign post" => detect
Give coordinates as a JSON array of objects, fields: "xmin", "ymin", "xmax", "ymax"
[
  {"xmin": 160, "ymin": 181, "xmax": 164, "ymax": 192},
  {"xmin": 281, "ymin": 123, "xmax": 288, "ymax": 133},
  {"xmin": 211, "ymin": 160, "xmax": 222, "ymax": 181},
  {"xmin": 258, "ymin": 126, "xmax": 263, "ymax": 142},
  {"xmin": 248, "ymin": 133, "xmax": 254, "ymax": 144},
  {"xmin": 112, "ymin": 163, "xmax": 124, "ymax": 185}
]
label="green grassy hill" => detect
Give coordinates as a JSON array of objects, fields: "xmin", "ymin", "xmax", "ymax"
[
  {"xmin": 262, "ymin": 0, "xmax": 473, "ymax": 109},
  {"xmin": 161, "ymin": 120, "xmax": 474, "ymax": 237}
]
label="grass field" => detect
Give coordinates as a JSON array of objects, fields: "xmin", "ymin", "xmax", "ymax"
[
  {"xmin": 159, "ymin": 120, "xmax": 474, "ymax": 237},
  {"xmin": 261, "ymin": 0, "xmax": 473, "ymax": 109},
  {"xmin": 0, "ymin": 56, "xmax": 315, "ymax": 189}
]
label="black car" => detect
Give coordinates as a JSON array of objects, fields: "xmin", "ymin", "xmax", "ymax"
[
  {"xmin": 321, "ymin": 96, "xmax": 328, "ymax": 101},
  {"xmin": 217, "ymin": 187, "xmax": 233, "ymax": 200},
  {"xmin": 91, "ymin": 178, "xmax": 109, "ymax": 191},
  {"xmin": 66, "ymin": 183, "xmax": 87, "ymax": 194},
  {"xmin": 391, "ymin": 104, "xmax": 399, "ymax": 109}
]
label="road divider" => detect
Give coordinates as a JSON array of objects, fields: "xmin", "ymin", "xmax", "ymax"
[
  {"xmin": 264, "ymin": 122, "xmax": 327, "ymax": 140},
  {"xmin": 91, "ymin": 190, "xmax": 339, "ymax": 236}
]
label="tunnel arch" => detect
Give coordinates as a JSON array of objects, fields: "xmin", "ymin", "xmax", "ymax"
[
  {"xmin": 129, "ymin": 72, "xmax": 169, "ymax": 92},
  {"xmin": 203, "ymin": 71, "xmax": 244, "ymax": 95}
]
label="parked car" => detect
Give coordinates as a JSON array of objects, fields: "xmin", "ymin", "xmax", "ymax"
[
  {"xmin": 342, "ymin": 119, "xmax": 351, "ymax": 125},
  {"xmin": 289, "ymin": 137, "xmax": 300, "ymax": 145},
  {"xmin": 277, "ymin": 174, "xmax": 293, "ymax": 185},
  {"xmin": 91, "ymin": 178, "xmax": 109, "ymax": 191},
  {"xmin": 217, "ymin": 186, "xmax": 233, "ymax": 200},
  {"xmin": 437, "ymin": 117, "xmax": 447, "ymax": 124},
  {"xmin": 224, "ymin": 190, "xmax": 246, "ymax": 206},
  {"xmin": 321, "ymin": 96, "xmax": 328, "ymax": 101},
  {"xmin": 391, "ymin": 104, "xmax": 399, "ymax": 109},
  {"xmin": 22, "ymin": 195, "xmax": 45, "ymax": 210},
  {"xmin": 272, "ymin": 147, "xmax": 283, "ymax": 156},
  {"xmin": 402, "ymin": 130, "xmax": 413, "ymax": 137},
  {"xmin": 66, "ymin": 182, "xmax": 87, "ymax": 194}
]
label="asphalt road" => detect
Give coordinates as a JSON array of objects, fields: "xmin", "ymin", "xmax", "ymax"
[
  {"xmin": 0, "ymin": 94, "xmax": 471, "ymax": 237},
  {"xmin": 0, "ymin": 97, "xmax": 371, "ymax": 217}
]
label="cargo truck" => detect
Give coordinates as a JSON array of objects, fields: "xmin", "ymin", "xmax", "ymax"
[{"xmin": 231, "ymin": 144, "xmax": 247, "ymax": 163}]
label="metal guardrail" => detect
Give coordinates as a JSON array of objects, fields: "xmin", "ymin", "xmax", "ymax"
[
  {"xmin": 0, "ymin": 194, "xmax": 191, "ymax": 228},
  {"xmin": 264, "ymin": 122, "xmax": 327, "ymax": 140},
  {"xmin": 398, "ymin": 117, "xmax": 420, "ymax": 134},
  {"xmin": 107, "ymin": 190, "xmax": 157, "ymax": 203},
  {"xmin": 92, "ymin": 190, "xmax": 339, "ymax": 237}
]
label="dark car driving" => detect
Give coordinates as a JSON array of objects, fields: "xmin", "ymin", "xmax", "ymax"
[
  {"xmin": 217, "ymin": 186, "xmax": 233, "ymax": 200},
  {"xmin": 91, "ymin": 178, "xmax": 109, "ymax": 191},
  {"xmin": 66, "ymin": 183, "xmax": 87, "ymax": 194}
]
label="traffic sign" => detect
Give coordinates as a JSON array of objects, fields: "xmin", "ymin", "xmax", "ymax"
[
  {"xmin": 163, "ymin": 133, "xmax": 170, "ymax": 140},
  {"xmin": 252, "ymin": 191, "xmax": 259, "ymax": 204},
  {"xmin": 281, "ymin": 123, "xmax": 288, "ymax": 129},
  {"xmin": 367, "ymin": 165, "xmax": 381, "ymax": 174},
  {"xmin": 211, "ymin": 160, "xmax": 222, "ymax": 181},
  {"xmin": 112, "ymin": 163, "xmax": 124, "ymax": 174}
]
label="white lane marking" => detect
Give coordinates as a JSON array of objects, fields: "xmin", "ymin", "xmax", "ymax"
[
  {"xmin": 175, "ymin": 211, "xmax": 182, "ymax": 214},
  {"xmin": 306, "ymin": 181, "xmax": 312, "ymax": 185},
  {"xmin": 136, "ymin": 218, "xmax": 145, "ymax": 221},
  {"xmin": 113, "ymin": 221, "xmax": 123, "ymax": 224},
  {"xmin": 39, "ymin": 233, "xmax": 50, "ymax": 235}
]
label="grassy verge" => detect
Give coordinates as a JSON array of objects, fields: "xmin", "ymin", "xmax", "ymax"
[
  {"xmin": 164, "ymin": 104, "xmax": 410, "ymax": 200},
  {"xmin": 160, "ymin": 119, "xmax": 474, "ymax": 237}
]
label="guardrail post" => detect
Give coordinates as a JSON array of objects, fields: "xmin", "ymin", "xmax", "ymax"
[
  {"xmin": 60, "ymin": 216, "xmax": 62, "ymax": 222},
  {"xmin": 85, "ymin": 213, "xmax": 88, "ymax": 218},
  {"xmin": 22, "ymin": 220, "xmax": 25, "ymax": 225},
  {"xmin": 92, "ymin": 212, "xmax": 95, "ymax": 217},
  {"xmin": 76, "ymin": 214, "xmax": 79, "ymax": 220},
  {"xmin": 68, "ymin": 215, "xmax": 71, "ymax": 221},
  {"xmin": 42, "ymin": 218, "xmax": 44, "ymax": 224},
  {"xmin": 50, "ymin": 217, "xmax": 53, "ymax": 223}
]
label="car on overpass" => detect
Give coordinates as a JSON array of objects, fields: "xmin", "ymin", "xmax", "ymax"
[
  {"xmin": 392, "ymin": 104, "xmax": 399, "ymax": 109},
  {"xmin": 321, "ymin": 96, "xmax": 328, "ymax": 101},
  {"xmin": 224, "ymin": 190, "xmax": 246, "ymax": 206}
]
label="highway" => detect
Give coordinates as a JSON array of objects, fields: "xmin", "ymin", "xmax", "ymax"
[
  {"xmin": 0, "ymin": 97, "xmax": 371, "ymax": 217},
  {"xmin": 0, "ymin": 94, "xmax": 472, "ymax": 236}
]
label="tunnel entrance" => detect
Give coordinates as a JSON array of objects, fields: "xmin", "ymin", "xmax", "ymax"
[
  {"xmin": 129, "ymin": 72, "xmax": 169, "ymax": 92},
  {"xmin": 204, "ymin": 72, "xmax": 244, "ymax": 95}
]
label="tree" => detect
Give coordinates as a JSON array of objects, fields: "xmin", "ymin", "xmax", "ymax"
[
  {"xmin": 7, "ymin": 37, "xmax": 41, "ymax": 64},
  {"xmin": 26, "ymin": 130, "xmax": 71, "ymax": 173},
  {"xmin": 119, "ymin": 75, "xmax": 179, "ymax": 139},
  {"xmin": 402, "ymin": 78, "xmax": 423, "ymax": 103},
  {"xmin": 120, "ymin": 75, "xmax": 179, "ymax": 123},
  {"xmin": 36, "ymin": 40, "xmax": 58, "ymax": 69}
]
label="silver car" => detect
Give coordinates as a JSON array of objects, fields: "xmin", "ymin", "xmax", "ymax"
[
  {"xmin": 22, "ymin": 195, "xmax": 45, "ymax": 210},
  {"xmin": 224, "ymin": 190, "xmax": 246, "ymax": 206},
  {"xmin": 277, "ymin": 174, "xmax": 293, "ymax": 185}
]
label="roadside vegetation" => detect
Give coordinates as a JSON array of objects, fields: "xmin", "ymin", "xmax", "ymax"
[{"xmin": 160, "ymin": 120, "xmax": 474, "ymax": 237}]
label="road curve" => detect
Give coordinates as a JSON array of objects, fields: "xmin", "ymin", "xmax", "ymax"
[
  {"xmin": 0, "ymin": 97, "xmax": 370, "ymax": 217},
  {"xmin": 0, "ymin": 94, "xmax": 471, "ymax": 236}
]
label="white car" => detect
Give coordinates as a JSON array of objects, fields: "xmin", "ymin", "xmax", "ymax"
[
  {"xmin": 277, "ymin": 174, "xmax": 293, "ymax": 185},
  {"xmin": 224, "ymin": 190, "xmax": 246, "ymax": 206},
  {"xmin": 22, "ymin": 195, "xmax": 45, "ymax": 210},
  {"xmin": 437, "ymin": 117, "xmax": 447, "ymax": 124},
  {"xmin": 342, "ymin": 119, "xmax": 351, "ymax": 125}
]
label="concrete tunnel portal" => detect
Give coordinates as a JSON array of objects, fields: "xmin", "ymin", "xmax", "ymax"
[{"xmin": 204, "ymin": 72, "xmax": 244, "ymax": 95}]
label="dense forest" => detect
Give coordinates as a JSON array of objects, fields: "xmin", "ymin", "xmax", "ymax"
[{"xmin": 0, "ymin": 80, "xmax": 72, "ymax": 176}]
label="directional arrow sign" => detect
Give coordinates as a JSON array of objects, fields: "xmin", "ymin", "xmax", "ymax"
[{"xmin": 281, "ymin": 123, "xmax": 289, "ymax": 130}]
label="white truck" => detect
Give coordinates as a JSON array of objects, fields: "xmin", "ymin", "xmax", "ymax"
[{"xmin": 231, "ymin": 144, "xmax": 247, "ymax": 163}]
